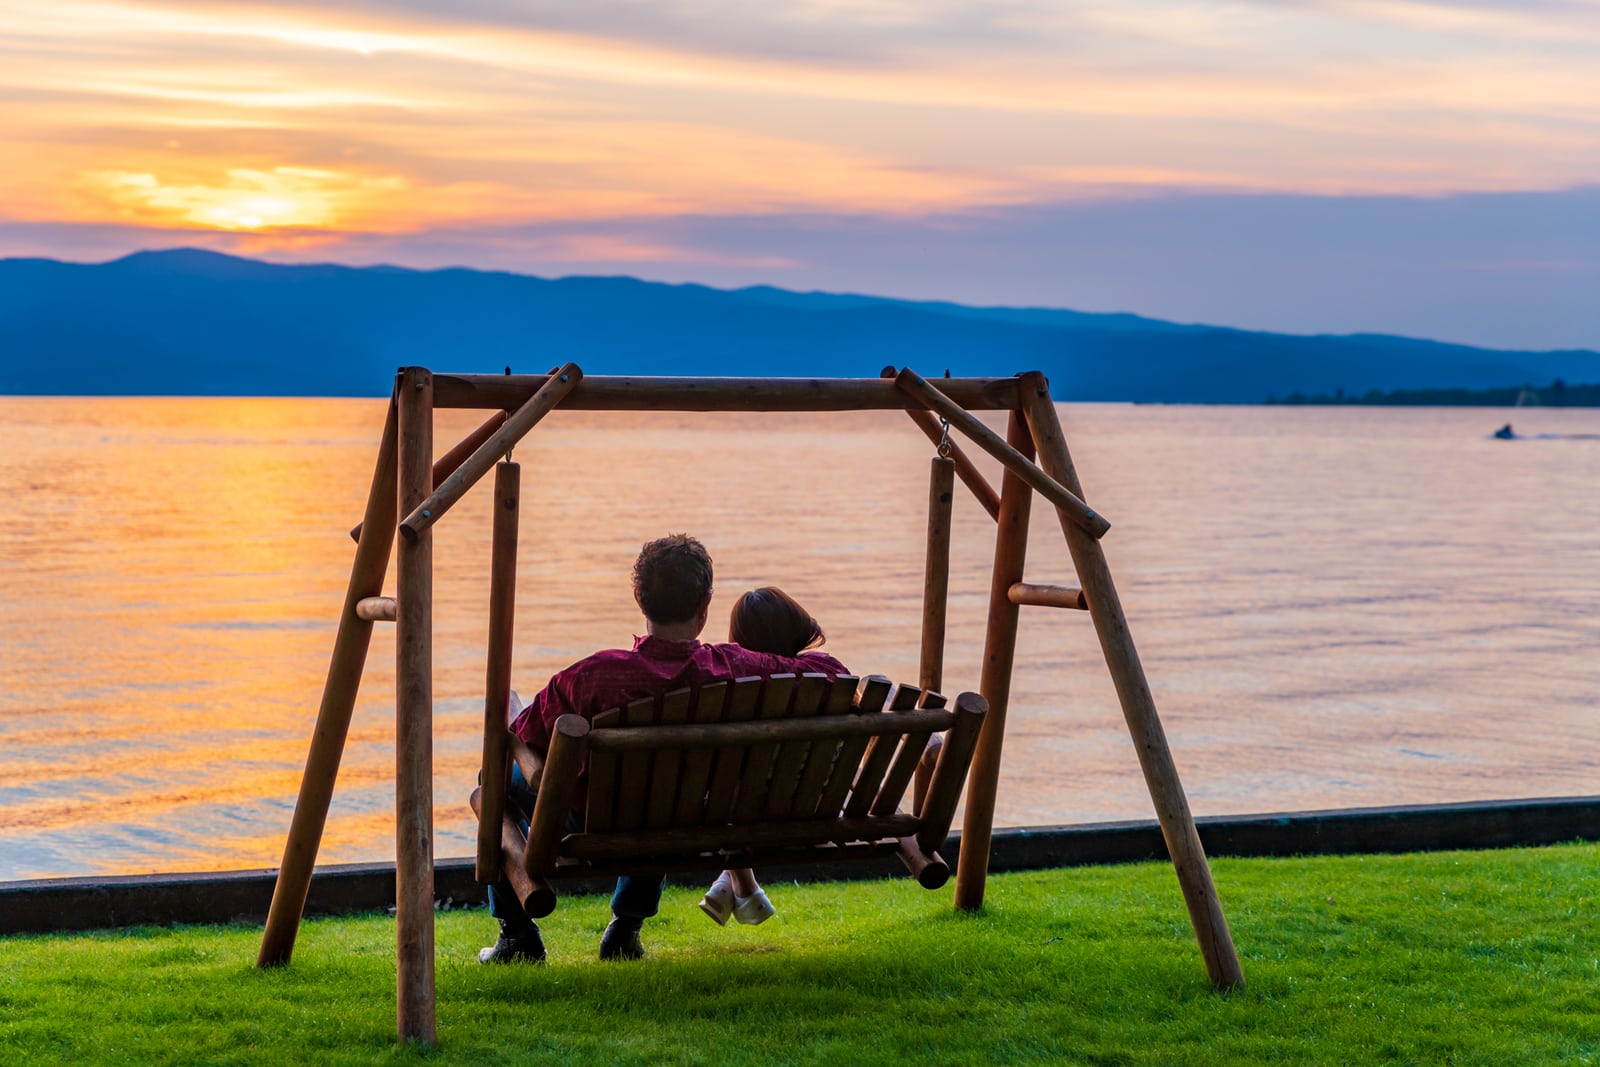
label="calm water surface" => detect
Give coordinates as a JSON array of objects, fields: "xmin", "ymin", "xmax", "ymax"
[{"xmin": 2, "ymin": 397, "xmax": 1597, "ymax": 880}]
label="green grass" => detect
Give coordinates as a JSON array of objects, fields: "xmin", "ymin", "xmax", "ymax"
[{"xmin": 3, "ymin": 845, "xmax": 1597, "ymax": 1065}]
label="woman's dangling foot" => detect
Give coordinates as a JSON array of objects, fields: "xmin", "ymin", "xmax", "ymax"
[
  {"xmin": 733, "ymin": 888, "xmax": 775, "ymax": 926},
  {"xmin": 699, "ymin": 870, "xmax": 734, "ymax": 926}
]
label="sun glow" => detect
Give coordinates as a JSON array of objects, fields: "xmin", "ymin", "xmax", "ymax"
[{"xmin": 86, "ymin": 166, "xmax": 406, "ymax": 232}]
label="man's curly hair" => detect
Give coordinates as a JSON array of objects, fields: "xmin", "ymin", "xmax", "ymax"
[{"xmin": 632, "ymin": 534, "xmax": 713, "ymax": 625}]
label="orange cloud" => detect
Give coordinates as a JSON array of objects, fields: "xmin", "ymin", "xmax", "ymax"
[{"xmin": 0, "ymin": 0, "xmax": 1596, "ymax": 245}]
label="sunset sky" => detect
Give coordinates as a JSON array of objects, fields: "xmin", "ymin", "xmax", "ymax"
[{"xmin": 2, "ymin": 1, "xmax": 1597, "ymax": 349}]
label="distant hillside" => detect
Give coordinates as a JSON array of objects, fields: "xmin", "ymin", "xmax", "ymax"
[
  {"xmin": 1, "ymin": 249, "xmax": 1595, "ymax": 401},
  {"xmin": 1268, "ymin": 380, "xmax": 1600, "ymax": 407}
]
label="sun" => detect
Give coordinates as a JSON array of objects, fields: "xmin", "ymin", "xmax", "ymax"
[
  {"xmin": 195, "ymin": 195, "xmax": 301, "ymax": 231},
  {"xmin": 89, "ymin": 166, "xmax": 359, "ymax": 231}
]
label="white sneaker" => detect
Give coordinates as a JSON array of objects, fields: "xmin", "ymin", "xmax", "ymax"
[
  {"xmin": 699, "ymin": 872, "xmax": 734, "ymax": 926},
  {"xmin": 733, "ymin": 888, "xmax": 776, "ymax": 926}
]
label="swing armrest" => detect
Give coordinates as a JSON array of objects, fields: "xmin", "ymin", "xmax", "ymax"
[{"xmin": 509, "ymin": 734, "xmax": 546, "ymax": 791}]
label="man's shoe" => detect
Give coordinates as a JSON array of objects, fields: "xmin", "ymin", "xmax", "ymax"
[
  {"xmin": 477, "ymin": 927, "xmax": 546, "ymax": 964},
  {"xmin": 699, "ymin": 872, "xmax": 734, "ymax": 926},
  {"xmin": 733, "ymin": 888, "xmax": 776, "ymax": 926},
  {"xmin": 599, "ymin": 916, "xmax": 645, "ymax": 961}
]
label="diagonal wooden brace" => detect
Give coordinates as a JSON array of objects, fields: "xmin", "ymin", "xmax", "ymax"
[
  {"xmin": 351, "ymin": 408, "xmax": 506, "ymax": 543},
  {"xmin": 894, "ymin": 367, "xmax": 1110, "ymax": 539},
  {"xmin": 880, "ymin": 366, "xmax": 1001, "ymax": 521},
  {"xmin": 400, "ymin": 362, "xmax": 581, "ymax": 541}
]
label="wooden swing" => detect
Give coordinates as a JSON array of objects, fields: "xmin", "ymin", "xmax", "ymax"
[
  {"xmin": 255, "ymin": 365, "xmax": 1245, "ymax": 1046},
  {"xmin": 471, "ymin": 675, "xmax": 987, "ymax": 924}
]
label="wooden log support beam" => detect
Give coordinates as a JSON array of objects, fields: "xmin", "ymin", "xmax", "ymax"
[
  {"xmin": 476, "ymin": 461, "xmax": 519, "ymax": 885},
  {"xmin": 354, "ymin": 596, "xmax": 397, "ymax": 622},
  {"xmin": 258, "ymin": 390, "xmax": 400, "ymax": 969},
  {"xmin": 915, "ymin": 456, "xmax": 955, "ymax": 817},
  {"xmin": 469, "ymin": 787, "xmax": 555, "ymax": 918},
  {"xmin": 1020, "ymin": 371, "xmax": 1245, "ymax": 991},
  {"xmin": 508, "ymin": 735, "xmax": 545, "ymax": 792},
  {"xmin": 394, "ymin": 366, "xmax": 436, "ymax": 1045},
  {"xmin": 399, "ymin": 363, "xmax": 581, "ymax": 542},
  {"xmin": 1007, "ymin": 582, "xmax": 1088, "ymax": 610},
  {"xmin": 351, "ymin": 409, "xmax": 507, "ymax": 542},
  {"xmin": 523, "ymin": 715, "xmax": 591, "ymax": 879},
  {"xmin": 921, "ymin": 455, "xmax": 955, "ymax": 695},
  {"xmin": 955, "ymin": 410, "xmax": 1035, "ymax": 911},
  {"xmin": 896, "ymin": 836, "xmax": 950, "ymax": 889},
  {"xmin": 893, "ymin": 367, "xmax": 1111, "ymax": 540},
  {"xmin": 881, "ymin": 366, "xmax": 1002, "ymax": 521},
  {"xmin": 916, "ymin": 692, "xmax": 988, "ymax": 853},
  {"xmin": 433, "ymin": 373, "xmax": 1022, "ymax": 412}
]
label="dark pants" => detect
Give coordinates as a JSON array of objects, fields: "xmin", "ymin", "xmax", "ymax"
[{"xmin": 487, "ymin": 763, "xmax": 665, "ymax": 933}]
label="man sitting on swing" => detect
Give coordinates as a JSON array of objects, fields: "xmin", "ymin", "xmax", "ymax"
[{"xmin": 480, "ymin": 532, "xmax": 849, "ymax": 964}]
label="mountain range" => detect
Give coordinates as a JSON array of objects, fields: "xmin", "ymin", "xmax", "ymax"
[{"xmin": 1, "ymin": 248, "xmax": 1594, "ymax": 401}]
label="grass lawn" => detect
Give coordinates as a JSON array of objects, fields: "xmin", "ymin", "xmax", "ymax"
[{"xmin": 2, "ymin": 844, "xmax": 1596, "ymax": 1065}]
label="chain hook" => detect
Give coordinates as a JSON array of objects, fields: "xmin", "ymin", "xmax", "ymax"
[{"xmin": 937, "ymin": 416, "xmax": 952, "ymax": 459}]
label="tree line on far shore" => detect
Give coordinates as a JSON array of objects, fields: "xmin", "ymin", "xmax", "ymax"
[{"xmin": 1266, "ymin": 380, "xmax": 1600, "ymax": 407}]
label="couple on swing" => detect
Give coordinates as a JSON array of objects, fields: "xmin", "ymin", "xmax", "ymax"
[{"xmin": 482, "ymin": 533, "xmax": 854, "ymax": 964}]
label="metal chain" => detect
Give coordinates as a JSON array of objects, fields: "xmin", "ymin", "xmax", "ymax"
[{"xmin": 937, "ymin": 416, "xmax": 952, "ymax": 458}]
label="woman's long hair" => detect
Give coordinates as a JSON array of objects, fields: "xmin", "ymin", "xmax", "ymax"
[{"xmin": 728, "ymin": 586, "xmax": 825, "ymax": 657}]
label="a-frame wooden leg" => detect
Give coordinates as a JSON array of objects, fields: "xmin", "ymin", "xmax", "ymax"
[
  {"xmin": 954, "ymin": 410, "xmax": 1035, "ymax": 910},
  {"xmin": 1020, "ymin": 372, "xmax": 1244, "ymax": 990},
  {"xmin": 395, "ymin": 367, "xmax": 437, "ymax": 1043},
  {"xmin": 258, "ymin": 388, "xmax": 400, "ymax": 968}
]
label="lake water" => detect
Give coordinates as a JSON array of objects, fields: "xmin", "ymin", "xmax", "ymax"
[{"xmin": 1, "ymin": 396, "xmax": 1597, "ymax": 882}]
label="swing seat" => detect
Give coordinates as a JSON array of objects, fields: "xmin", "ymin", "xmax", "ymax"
[{"xmin": 470, "ymin": 673, "xmax": 987, "ymax": 918}]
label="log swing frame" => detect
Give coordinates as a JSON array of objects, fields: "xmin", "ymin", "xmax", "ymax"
[{"xmin": 255, "ymin": 364, "xmax": 1245, "ymax": 1045}]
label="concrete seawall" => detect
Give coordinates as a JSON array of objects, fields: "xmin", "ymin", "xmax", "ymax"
[{"xmin": 4, "ymin": 795, "xmax": 1596, "ymax": 936}]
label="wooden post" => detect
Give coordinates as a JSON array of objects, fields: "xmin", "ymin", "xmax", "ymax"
[
  {"xmin": 395, "ymin": 367, "xmax": 436, "ymax": 1044},
  {"xmin": 954, "ymin": 410, "xmax": 1035, "ymax": 910},
  {"xmin": 920, "ymin": 456, "xmax": 955, "ymax": 694},
  {"xmin": 1020, "ymin": 372, "xmax": 1245, "ymax": 990},
  {"xmin": 257, "ymin": 391, "xmax": 399, "ymax": 969},
  {"xmin": 476, "ymin": 461, "xmax": 520, "ymax": 884},
  {"xmin": 916, "ymin": 455, "xmax": 954, "ymax": 814}
]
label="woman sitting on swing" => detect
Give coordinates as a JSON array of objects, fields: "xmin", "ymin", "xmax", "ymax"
[{"xmin": 697, "ymin": 586, "xmax": 826, "ymax": 927}]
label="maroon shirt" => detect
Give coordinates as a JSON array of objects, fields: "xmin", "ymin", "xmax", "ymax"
[{"xmin": 511, "ymin": 634, "xmax": 849, "ymax": 753}]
